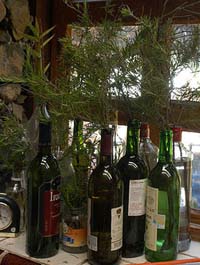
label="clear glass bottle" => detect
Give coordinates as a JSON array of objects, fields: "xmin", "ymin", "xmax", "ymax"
[
  {"xmin": 88, "ymin": 128, "xmax": 123, "ymax": 265},
  {"xmin": 139, "ymin": 123, "xmax": 159, "ymax": 173},
  {"xmin": 172, "ymin": 126, "xmax": 192, "ymax": 252},
  {"xmin": 6, "ymin": 173, "xmax": 25, "ymax": 232},
  {"xmin": 62, "ymin": 207, "xmax": 87, "ymax": 253},
  {"xmin": 61, "ymin": 119, "xmax": 88, "ymax": 253},
  {"xmin": 117, "ymin": 120, "xmax": 148, "ymax": 258},
  {"xmin": 145, "ymin": 129, "xmax": 180, "ymax": 262}
]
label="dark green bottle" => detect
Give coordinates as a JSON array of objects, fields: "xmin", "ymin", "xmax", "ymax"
[
  {"xmin": 26, "ymin": 118, "xmax": 61, "ymax": 258},
  {"xmin": 117, "ymin": 119, "xmax": 148, "ymax": 258},
  {"xmin": 88, "ymin": 128, "xmax": 123, "ymax": 265},
  {"xmin": 145, "ymin": 129, "xmax": 180, "ymax": 262}
]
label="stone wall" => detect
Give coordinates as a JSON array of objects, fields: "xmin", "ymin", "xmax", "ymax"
[{"xmin": 0, "ymin": 0, "xmax": 31, "ymax": 120}]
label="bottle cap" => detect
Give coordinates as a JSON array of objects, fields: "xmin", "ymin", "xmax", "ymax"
[
  {"xmin": 101, "ymin": 128, "xmax": 113, "ymax": 156},
  {"xmin": 172, "ymin": 126, "xmax": 182, "ymax": 142},
  {"xmin": 140, "ymin": 122, "xmax": 150, "ymax": 138}
]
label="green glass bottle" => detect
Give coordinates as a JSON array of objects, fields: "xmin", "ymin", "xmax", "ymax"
[
  {"xmin": 145, "ymin": 129, "xmax": 180, "ymax": 262},
  {"xmin": 72, "ymin": 119, "xmax": 89, "ymax": 196},
  {"xmin": 117, "ymin": 119, "xmax": 148, "ymax": 258},
  {"xmin": 26, "ymin": 114, "xmax": 61, "ymax": 258},
  {"xmin": 88, "ymin": 128, "xmax": 123, "ymax": 265}
]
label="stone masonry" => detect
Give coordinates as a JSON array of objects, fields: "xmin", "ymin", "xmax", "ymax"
[{"xmin": 0, "ymin": 0, "xmax": 31, "ymax": 119}]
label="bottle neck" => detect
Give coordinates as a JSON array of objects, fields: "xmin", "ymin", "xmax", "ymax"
[
  {"xmin": 73, "ymin": 119, "xmax": 84, "ymax": 152},
  {"xmin": 72, "ymin": 119, "xmax": 88, "ymax": 167},
  {"xmin": 38, "ymin": 122, "xmax": 52, "ymax": 154},
  {"xmin": 100, "ymin": 128, "xmax": 113, "ymax": 165},
  {"xmin": 140, "ymin": 123, "xmax": 150, "ymax": 140},
  {"xmin": 38, "ymin": 143, "xmax": 51, "ymax": 154},
  {"xmin": 126, "ymin": 120, "xmax": 140, "ymax": 156},
  {"xmin": 158, "ymin": 129, "xmax": 173, "ymax": 163},
  {"xmin": 172, "ymin": 126, "xmax": 182, "ymax": 160}
]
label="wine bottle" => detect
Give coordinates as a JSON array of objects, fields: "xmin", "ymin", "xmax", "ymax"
[
  {"xmin": 145, "ymin": 129, "xmax": 180, "ymax": 262},
  {"xmin": 26, "ymin": 114, "xmax": 61, "ymax": 258},
  {"xmin": 139, "ymin": 122, "xmax": 159, "ymax": 172},
  {"xmin": 172, "ymin": 126, "xmax": 192, "ymax": 252},
  {"xmin": 62, "ymin": 119, "xmax": 88, "ymax": 253},
  {"xmin": 117, "ymin": 119, "xmax": 148, "ymax": 258},
  {"xmin": 88, "ymin": 128, "xmax": 123, "ymax": 265}
]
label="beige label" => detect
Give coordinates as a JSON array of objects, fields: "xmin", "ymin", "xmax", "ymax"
[
  {"xmin": 63, "ymin": 227, "xmax": 87, "ymax": 247},
  {"xmin": 111, "ymin": 206, "xmax": 123, "ymax": 251},
  {"xmin": 87, "ymin": 198, "xmax": 98, "ymax": 251},
  {"xmin": 145, "ymin": 186, "xmax": 166, "ymax": 251},
  {"xmin": 156, "ymin": 214, "xmax": 166, "ymax": 229},
  {"xmin": 128, "ymin": 179, "xmax": 147, "ymax": 216}
]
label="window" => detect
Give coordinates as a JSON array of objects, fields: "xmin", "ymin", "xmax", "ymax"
[
  {"xmin": 35, "ymin": 0, "xmax": 200, "ymax": 240},
  {"xmin": 182, "ymin": 132, "xmax": 200, "ymax": 210}
]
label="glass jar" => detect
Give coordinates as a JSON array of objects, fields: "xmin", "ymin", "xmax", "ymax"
[
  {"xmin": 62, "ymin": 207, "xmax": 87, "ymax": 253},
  {"xmin": 6, "ymin": 171, "xmax": 25, "ymax": 232}
]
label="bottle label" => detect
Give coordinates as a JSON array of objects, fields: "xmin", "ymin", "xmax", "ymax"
[
  {"xmin": 87, "ymin": 198, "xmax": 98, "ymax": 251},
  {"xmin": 145, "ymin": 186, "xmax": 166, "ymax": 251},
  {"xmin": 128, "ymin": 179, "xmax": 147, "ymax": 216},
  {"xmin": 111, "ymin": 205, "xmax": 123, "ymax": 251},
  {"xmin": 39, "ymin": 176, "xmax": 61, "ymax": 237},
  {"xmin": 63, "ymin": 225, "xmax": 87, "ymax": 247},
  {"xmin": 87, "ymin": 199, "xmax": 123, "ymax": 252}
]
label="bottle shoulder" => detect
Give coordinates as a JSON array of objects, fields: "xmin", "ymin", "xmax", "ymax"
[
  {"xmin": 28, "ymin": 153, "xmax": 60, "ymax": 180},
  {"xmin": 30, "ymin": 152, "xmax": 58, "ymax": 166},
  {"xmin": 117, "ymin": 154, "xmax": 148, "ymax": 177},
  {"xmin": 139, "ymin": 140, "xmax": 159, "ymax": 153},
  {"xmin": 149, "ymin": 162, "xmax": 180, "ymax": 187},
  {"xmin": 88, "ymin": 164, "xmax": 123, "ymax": 199},
  {"xmin": 89, "ymin": 163, "xmax": 121, "ymax": 184}
]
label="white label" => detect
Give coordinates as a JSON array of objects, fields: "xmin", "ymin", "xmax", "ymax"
[
  {"xmin": 88, "ymin": 234, "xmax": 98, "ymax": 251},
  {"xmin": 87, "ymin": 198, "xmax": 98, "ymax": 251},
  {"xmin": 128, "ymin": 179, "xmax": 147, "ymax": 216},
  {"xmin": 111, "ymin": 206, "xmax": 123, "ymax": 251},
  {"xmin": 145, "ymin": 186, "xmax": 158, "ymax": 251},
  {"xmin": 145, "ymin": 186, "xmax": 166, "ymax": 251}
]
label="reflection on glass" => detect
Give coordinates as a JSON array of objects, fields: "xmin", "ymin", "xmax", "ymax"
[{"xmin": 182, "ymin": 131, "xmax": 200, "ymax": 210}]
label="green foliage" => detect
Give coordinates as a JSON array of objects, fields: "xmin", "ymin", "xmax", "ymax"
[
  {"xmin": 57, "ymin": 13, "xmax": 200, "ymax": 128},
  {"xmin": 1, "ymin": 11, "xmax": 200, "ymax": 130},
  {"xmin": 59, "ymin": 119, "xmax": 100, "ymax": 209},
  {"xmin": 0, "ymin": 103, "xmax": 29, "ymax": 173},
  {"xmin": 1, "ymin": 4, "xmax": 200, "ymax": 174},
  {"xmin": 58, "ymin": 20, "xmax": 124, "ymax": 126},
  {"xmin": 61, "ymin": 166, "xmax": 88, "ymax": 209}
]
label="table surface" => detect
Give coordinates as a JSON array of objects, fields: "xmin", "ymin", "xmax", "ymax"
[{"xmin": 0, "ymin": 233, "xmax": 199, "ymax": 265}]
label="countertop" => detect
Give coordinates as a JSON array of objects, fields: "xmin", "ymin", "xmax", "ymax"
[{"xmin": 0, "ymin": 234, "xmax": 199, "ymax": 265}]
